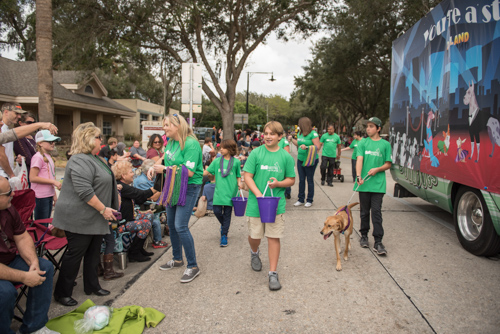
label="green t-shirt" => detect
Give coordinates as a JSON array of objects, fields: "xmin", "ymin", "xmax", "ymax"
[
  {"xmin": 163, "ymin": 136, "xmax": 203, "ymax": 185},
  {"xmin": 354, "ymin": 138, "xmax": 392, "ymax": 193},
  {"xmin": 206, "ymin": 157, "xmax": 241, "ymax": 206},
  {"xmin": 278, "ymin": 137, "xmax": 290, "ymax": 149},
  {"xmin": 243, "ymin": 145, "xmax": 296, "ymax": 217},
  {"xmin": 349, "ymin": 139, "xmax": 361, "ymax": 160},
  {"xmin": 297, "ymin": 130, "xmax": 319, "ymax": 162},
  {"xmin": 320, "ymin": 133, "xmax": 341, "ymax": 158}
]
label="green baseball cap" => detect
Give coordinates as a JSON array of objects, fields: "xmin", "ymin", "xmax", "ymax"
[{"xmin": 365, "ymin": 117, "xmax": 382, "ymax": 127}]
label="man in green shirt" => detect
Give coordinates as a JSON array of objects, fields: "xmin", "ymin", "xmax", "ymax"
[
  {"xmin": 319, "ymin": 125, "xmax": 341, "ymax": 187},
  {"xmin": 355, "ymin": 117, "xmax": 392, "ymax": 255}
]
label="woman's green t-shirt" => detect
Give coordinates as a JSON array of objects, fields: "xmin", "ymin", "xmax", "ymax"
[
  {"xmin": 206, "ymin": 157, "xmax": 241, "ymax": 206},
  {"xmin": 163, "ymin": 136, "xmax": 203, "ymax": 185},
  {"xmin": 297, "ymin": 130, "xmax": 319, "ymax": 162}
]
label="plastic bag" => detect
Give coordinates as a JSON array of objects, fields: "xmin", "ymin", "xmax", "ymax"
[
  {"xmin": 74, "ymin": 305, "xmax": 112, "ymax": 334},
  {"xmin": 10, "ymin": 157, "xmax": 29, "ymax": 191},
  {"xmin": 194, "ymin": 198, "xmax": 207, "ymax": 218}
]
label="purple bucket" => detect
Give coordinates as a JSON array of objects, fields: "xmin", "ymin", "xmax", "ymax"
[
  {"xmin": 231, "ymin": 197, "xmax": 248, "ymax": 217},
  {"xmin": 257, "ymin": 196, "xmax": 281, "ymax": 223}
]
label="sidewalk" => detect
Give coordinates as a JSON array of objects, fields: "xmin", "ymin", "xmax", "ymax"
[{"xmin": 42, "ymin": 157, "xmax": 500, "ymax": 333}]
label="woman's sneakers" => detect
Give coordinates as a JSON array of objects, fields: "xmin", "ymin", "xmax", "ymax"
[
  {"xmin": 159, "ymin": 259, "xmax": 184, "ymax": 271},
  {"xmin": 180, "ymin": 267, "xmax": 200, "ymax": 283},
  {"xmin": 152, "ymin": 240, "xmax": 169, "ymax": 248}
]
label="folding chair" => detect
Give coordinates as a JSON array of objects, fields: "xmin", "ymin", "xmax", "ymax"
[{"xmin": 11, "ymin": 189, "xmax": 68, "ymax": 276}]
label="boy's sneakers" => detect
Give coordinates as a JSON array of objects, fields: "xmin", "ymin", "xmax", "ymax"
[
  {"xmin": 152, "ymin": 240, "xmax": 169, "ymax": 248},
  {"xmin": 360, "ymin": 236, "xmax": 369, "ymax": 248},
  {"xmin": 159, "ymin": 259, "xmax": 184, "ymax": 271},
  {"xmin": 305, "ymin": 202, "xmax": 312, "ymax": 208},
  {"xmin": 251, "ymin": 251, "xmax": 262, "ymax": 271},
  {"xmin": 268, "ymin": 272, "xmax": 281, "ymax": 291},
  {"xmin": 293, "ymin": 201, "xmax": 303, "ymax": 207},
  {"xmin": 373, "ymin": 242, "xmax": 387, "ymax": 255},
  {"xmin": 220, "ymin": 235, "xmax": 228, "ymax": 247},
  {"xmin": 180, "ymin": 267, "xmax": 200, "ymax": 283}
]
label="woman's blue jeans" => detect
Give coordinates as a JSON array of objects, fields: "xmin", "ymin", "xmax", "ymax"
[
  {"xmin": 34, "ymin": 197, "xmax": 53, "ymax": 220},
  {"xmin": 166, "ymin": 184, "xmax": 201, "ymax": 268},
  {"xmin": 0, "ymin": 256, "xmax": 54, "ymax": 334},
  {"xmin": 297, "ymin": 159, "xmax": 318, "ymax": 203}
]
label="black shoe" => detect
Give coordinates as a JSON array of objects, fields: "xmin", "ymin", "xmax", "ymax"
[
  {"xmin": 54, "ymin": 295, "xmax": 78, "ymax": 306},
  {"xmin": 360, "ymin": 236, "xmax": 369, "ymax": 248},
  {"xmin": 85, "ymin": 288, "xmax": 110, "ymax": 296},
  {"xmin": 129, "ymin": 253, "xmax": 151, "ymax": 262},
  {"xmin": 327, "ymin": 183, "xmax": 333, "ymax": 187},
  {"xmin": 321, "ymin": 180, "xmax": 325, "ymax": 185},
  {"xmin": 140, "ymin": 248, "xmax": 154, "ymax": 256},
  {"xmin": 373, "ymin": 242, "xmax": 387, "ymax": 255},
  {"xmin": 285, "ymin": 194, "xmax": 291, "ymax": 199}
]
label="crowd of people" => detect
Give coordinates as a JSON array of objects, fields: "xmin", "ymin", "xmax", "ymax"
[{"xmin": 0, "ymin": 102, "xmax": 392, "ymax": 333}]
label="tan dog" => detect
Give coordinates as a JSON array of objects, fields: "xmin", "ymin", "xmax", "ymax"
[{"xmin": 320, "ymin": 202, "xmax": 359, "ymax": 271}]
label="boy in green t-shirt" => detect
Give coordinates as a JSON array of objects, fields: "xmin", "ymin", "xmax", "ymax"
[
  {"xmin": 319, "ymin": 124, "xmax": 342, "ymax": 187},
  {"xmin": 243, "ymin": 121, "xmax": 295, "ymax": 291},
  {"xmin": 355, "ymin": 117, "xmax": 392, "ymax": 255},
  {"xmin": 341, "ymin": 131, "xmax": 363, "ymax": 182}
]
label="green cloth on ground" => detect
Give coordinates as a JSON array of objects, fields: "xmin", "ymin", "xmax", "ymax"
[{"xmin": 46, "ymin": 299, "xmax": 165, "ymax": 334}]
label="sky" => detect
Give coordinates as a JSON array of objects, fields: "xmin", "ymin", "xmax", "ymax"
[{"xmin": 1, "ymin": 31, "xmax": 325, "ymax": 100}]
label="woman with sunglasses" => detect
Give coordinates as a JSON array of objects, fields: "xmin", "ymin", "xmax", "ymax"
[
  {"xmin": 148, "ymin": 114, "xmax": 203, "ymax": 283},
  {"xmin": 146, "ymin": 133, "xmax": 164, "ymax": 162},
  {"xmin": 52, "ymin": 123, "xmax": 119, "ymax": 306},
  {"xmin": 13, "ymin": 113, "xmax": 37, "ymax": 177}
]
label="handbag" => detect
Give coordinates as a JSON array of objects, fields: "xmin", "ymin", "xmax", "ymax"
[{"xmin": 302, "ymin": 145, "xmax": 317, "ymax": 167}]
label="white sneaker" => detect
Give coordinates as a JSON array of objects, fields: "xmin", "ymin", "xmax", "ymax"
[
  {"xmin": 294, "ymin": 201, "xmax": 304, "ymax": 207},
  {"xmin": 305, "ymin": 202, "xmax": 312, "ymax": 208}
]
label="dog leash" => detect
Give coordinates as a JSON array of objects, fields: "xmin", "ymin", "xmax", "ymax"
[{"xmin": 347, "ymin": 175, "xmax": 371, "ymax": 205}]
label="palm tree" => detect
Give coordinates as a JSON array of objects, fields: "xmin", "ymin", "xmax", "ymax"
[{"xmin": 36, "ymin": 0, "xmax": 54, "ymax": 122}]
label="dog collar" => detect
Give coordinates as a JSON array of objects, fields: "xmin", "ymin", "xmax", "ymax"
[{"xmin": 336, "ymin": 206, "xmax": 350, "ymax": 234}]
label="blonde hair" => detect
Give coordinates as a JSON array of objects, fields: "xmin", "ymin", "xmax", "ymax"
[
  {"xmin": 263, "ymin": 121, "xmax": 284, "ymax": 136},
  {"xmin": 36, "ymin": 143, "xmax": 49, "ymax": 163},
  {"xmin": 111, "ymin": 160, "xmax": 132, "ymax": 180},
  {"xmin": 164, "ymin": 114, "xmax": 197, "ymax": 150},
  {"xmin": 69, "ymin": 122, "xmax": 100, "ymax": 155}
]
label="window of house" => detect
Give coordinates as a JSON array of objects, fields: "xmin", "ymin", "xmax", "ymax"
[
  {"xmin": 140, "ymin": 114, "xmax": 148, "ymax": 122},
  {"xmin": 152, "ymin": 116, "xmax": 159, "ymax": 121},
  {"xmin": 85, "ymin": 85, "xmax": 94, "ymax": 94},
  {"xmin": 103, "ymin": 121, "xmax": 112, "ymax": 136}
]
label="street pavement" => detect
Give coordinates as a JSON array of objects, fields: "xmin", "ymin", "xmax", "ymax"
[{"xmin": 28, "ymin": 153, "xmax": 500, "ymax": 333}]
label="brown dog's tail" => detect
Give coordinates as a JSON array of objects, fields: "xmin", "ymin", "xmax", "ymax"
[{"xmin": 348, "ymin": 202, "xmax": 359, "ymax": 210}]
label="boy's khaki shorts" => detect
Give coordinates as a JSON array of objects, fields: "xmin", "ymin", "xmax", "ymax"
[{"xmin": 247, "ymin": 214, "xmax": 285, "ymax": 239}]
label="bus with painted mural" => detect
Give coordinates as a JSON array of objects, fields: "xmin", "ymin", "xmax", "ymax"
[{"xmin": 389, "ymin": 0, "xmax": 500, "ymax": 256}]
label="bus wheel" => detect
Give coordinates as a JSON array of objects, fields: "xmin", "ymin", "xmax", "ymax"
[{"xmin": 454, "ymin": 187, "xmax": 500, "ymax": 256}]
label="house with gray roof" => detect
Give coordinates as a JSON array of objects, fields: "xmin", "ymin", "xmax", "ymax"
[{"xmin": 0, "ymin": 57, "xmax": 136, "ymax": 142}]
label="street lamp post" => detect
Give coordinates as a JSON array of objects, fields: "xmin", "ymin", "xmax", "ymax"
[{"xmin": 246, "ymin": 72, "xmax": 276, "ymax": 116}]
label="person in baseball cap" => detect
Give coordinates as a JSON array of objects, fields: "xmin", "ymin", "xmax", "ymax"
[
  {"xmin": 1, "ymin": 102, "xmax": 28, "ymax": 114},
  {"xmin": 35, "ymin": 130, "xmax": 61, "ymax": 143},
  {"xmin": 363, "ymin": 116, "xmax": 382, "ymax": 128}
]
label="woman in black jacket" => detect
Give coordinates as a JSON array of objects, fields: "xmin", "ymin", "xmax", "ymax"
[{"xmin": 112, "ymin": 161, "xmax": 157, "ymax": 262}]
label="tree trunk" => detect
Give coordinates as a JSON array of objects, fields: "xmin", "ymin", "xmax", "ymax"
[{"xmin": 36, "ymin": 0, "xmax": 54, "ymax": 123}]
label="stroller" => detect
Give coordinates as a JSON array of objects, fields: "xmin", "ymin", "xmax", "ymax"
[{"xmin": 332, "ymin": 160, "xmax": 344, "ymax": 183}]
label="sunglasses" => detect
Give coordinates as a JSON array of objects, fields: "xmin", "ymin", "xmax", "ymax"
[
  {"xmin": 25, "ymin": 121, "xmax": 35, "ymax": 124},
  {"xmin": 153, "ymin": 141, "xmax": 161, "ymax": 144},
  {"xmin": 95, "ymin": 135, "xmax": 103, "ymax": 140},
  {"xmin": 0, "ymin": 186, "xmax": 13, "ymax": 197}
]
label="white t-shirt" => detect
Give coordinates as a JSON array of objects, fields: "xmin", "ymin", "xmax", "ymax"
[{"xmin": 0, "ymin": 124, "xmax": 15, "ymax": 177}]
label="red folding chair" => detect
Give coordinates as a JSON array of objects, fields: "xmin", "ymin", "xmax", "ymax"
[{"xmin": 11, "ymin": 189, "xmax": 68, "ymax": 276}]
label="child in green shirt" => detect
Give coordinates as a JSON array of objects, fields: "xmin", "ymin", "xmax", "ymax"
[
  {"xmin": 341, "ymin": 131, "xmax": 363, "ymax": 182},
  {"xmin": 355, "ymin": 117, "xmax": 392, "ymax": 255},
  {"xmin": 243, "ymin": 121, "xmax": 295, "ymax": 291},
  {"xmin": 204, "ymin": 139, "xmax": 242, "ymax": 247}
]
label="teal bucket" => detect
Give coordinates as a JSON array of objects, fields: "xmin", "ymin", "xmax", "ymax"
[
  {"xmin": 257, "ymin": 196, "xmax": 280, "ymax": 223},
  {"xmin": 231, "ymin": 197, "xmax": 248, "ymax": 216}
]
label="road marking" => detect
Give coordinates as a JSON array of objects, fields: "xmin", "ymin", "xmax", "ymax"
[{"xmin": 387, "ymin": 194, "xmax": 455, "ymax": 232}]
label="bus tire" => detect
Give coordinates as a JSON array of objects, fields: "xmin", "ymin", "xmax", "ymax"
[{"xmin": 453, "ymin": 186, "xmax": 500, "ymax": 256}]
